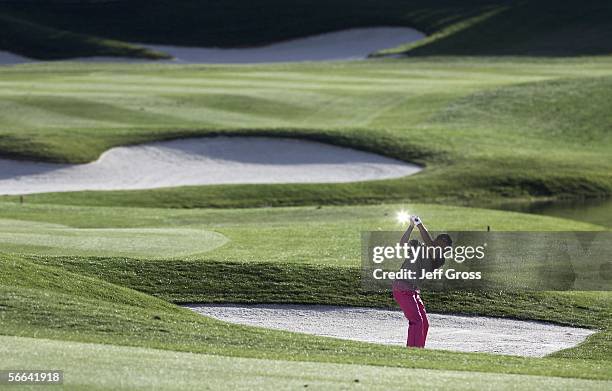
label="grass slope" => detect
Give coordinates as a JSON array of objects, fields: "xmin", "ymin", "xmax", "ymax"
[
  {"xmin": 3, "ymin": 335, "xmax": 610, "ymax": 390},
  {"xmin": 1, "ymin": 58, "xmax": 611, "ymax": 206},
  {"xmin": 3, "ymin": 1, "xmax": 612, "ymax": 58},
  {"xmin": 0, "ymin": 203, "xmax": 610, "ymax": 365},
  {"xmin": 0, "ymin": 13, "xmax": 170, "ymax": 60},
  {"xmin": 1, "ymin": 254, "xmax": 611, "ymax": 381}
]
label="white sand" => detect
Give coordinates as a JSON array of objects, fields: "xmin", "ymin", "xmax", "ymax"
[
  {"xmin": 0, "ymin": 27, "xmax": 424, "ymax": 65},
  {"xmin": 185, "ymin": 304, "xmax": 595, "ymax": 357},
  {"xmin": 139, "ymin": 27, "xmax": 424, "ymax": 63},
  {"xmin": 0, "ymin": 50, "xmax": 31, "ymax": 65},
  {"xmin": 0, "ymin": 137, "xmax": 421, "ymax": 195}
]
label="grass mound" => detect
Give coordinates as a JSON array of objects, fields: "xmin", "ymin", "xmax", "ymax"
[
  {"xmin": 0, "ymin": 13, "xmax": 169, "ymax": 60},
  {"xmin": 433, "ymin": 76, "xmax": 612, "ymax": 144},
  {"xmin": 0, "ymin": 60, "xmax": 611, "ymax": 206},
  {"xmin": 1, "ymin": 253, "xmax": 611, "ymax": 379},
  {"xmin": 0, "ymin": 202, "xmax": 609, "ymax": 364},
  {"xmin": 3, "ymin": 1, "xmax": 612, "ymax": 59}
]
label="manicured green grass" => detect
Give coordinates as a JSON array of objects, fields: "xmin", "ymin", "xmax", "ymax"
[
  {"xmin": 3, "ymin": 1, "xmax": 612, "ymax": 59},
  {"xmin": 0, "ymin": 202, "xmax": 602, "ymax": 264},
  {"xmin": 1, "ymin": 13, "xmax": 611, "ymax": 387},
  {"xmin": 18, "ymin": 253, "xmax": 611, "ymax": 362},
  {"xmin": 1, "ymin": 254, "xmax": 611, "ymax": 381},
  {"xmin": 3, "ymin": 335, "xmax": 610, "ymax": 391},
  {"xmin": 0, "ymin": 219, "xmax": 228, "ymax": 259},
  {"xmin": 499, "ymin": 198, "xmax": 612, "ymax": 229},
  {"xmin": 1, "ymin": 58, "xmax": 611, "ymax": 207},
  {"xmin": 0, "ymin": 202, "xmax": 610, "ymax": 366},
  {"xmin": 0, "ymin": 13, "xmax": 170, "ymax": 61},
  {"xmin": 374, "ymin": 1, "xmax": 612, "ymax": 57}
]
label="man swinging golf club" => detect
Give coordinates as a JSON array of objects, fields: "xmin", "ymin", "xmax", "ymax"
[{"xmin": 392, "ymin": 215, "xmax": 452, "ymax": 348}]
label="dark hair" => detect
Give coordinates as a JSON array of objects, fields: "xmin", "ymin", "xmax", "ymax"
[{"xmin": 435, "ymin": 233, "xmax": 452, "ymax": 247}]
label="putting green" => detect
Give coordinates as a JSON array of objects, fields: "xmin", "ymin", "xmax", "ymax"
[
  {"xmin": 0, "ymin": 218, "xmax": 228, "ymax": 258},
  {"xmin": 2, "ymin": 335, "xmax": 609, "ymax": 391}
]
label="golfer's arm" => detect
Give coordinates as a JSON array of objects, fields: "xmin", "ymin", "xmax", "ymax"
[
  {"xmin": 417, "ymin": 223, "xmax": 434, "ymax": 246},
  {"xmin": 399, "ymin": 223, "xmax": 415, "ymax": 245}
]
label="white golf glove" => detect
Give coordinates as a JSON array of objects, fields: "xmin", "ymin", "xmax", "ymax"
[{"xmin": 411, "ymin": 215, "xmax": 422, "ymax": 225}]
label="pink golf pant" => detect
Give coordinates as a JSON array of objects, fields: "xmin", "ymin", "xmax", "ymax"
[{"xmin": 392, "ymin": 287, "xmax": 429, "ymax": 348}]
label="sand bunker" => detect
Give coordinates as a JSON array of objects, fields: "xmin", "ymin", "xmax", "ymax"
[
  {"xmin": 185, "ymin": 304, "xmax": 595, "ymax": 357},
  {"xmin": 0, "ymin": 50, "xmax": 31, "ymax": 65},
  {"xmin": 140, "ymin": 27, "xmax": 424, "ymax": 63},
  {"xmin": 0, "ymin": 27, "xmax": 424, "ymax": 65},
  {"xmin": 0, "ymin": 137, "xmax": 421, "ymax": 195}
]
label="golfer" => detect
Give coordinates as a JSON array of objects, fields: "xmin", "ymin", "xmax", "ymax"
[{"xmin": 392, "ymin": 215, "xmax": 452, "ymax": 348}]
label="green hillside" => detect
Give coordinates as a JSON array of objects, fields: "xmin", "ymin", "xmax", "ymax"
[
  {"xmin": 2, "ymin": 1, "xmax": 612, "ymax": 59},
  {"xmin": 1, "ymin": 2, "xmax": 611, "ymax": 389},
  {"xmin": 1, "ymin": 58, "xmax": 611, "ymax": 207},
  {"xmin": 1, "ymin": 203, "xmax": 611, "ymax": 387}
]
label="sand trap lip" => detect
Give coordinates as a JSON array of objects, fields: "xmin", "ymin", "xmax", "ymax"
[
  {"xmin": 185, "ymin": 304, "xmax": 595, "ymax": 357},
  {"xmin": 0, "ymin": 50, "xmax": 31, "ymax": 65},
  {"xmin": 139, "ymin": 27, "xmax": 424, "ymax": 64},
  {"xmin": 0, "ymin": 27, "xmax": 424, "ymax": 65},
  {"xmin": 0, "ymin": 137, "xmax": 421, "ymax": 195}
]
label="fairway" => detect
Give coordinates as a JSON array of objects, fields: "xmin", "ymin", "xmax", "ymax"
[
  {"xmin": 0, "ymin": 202, "xmax": 602, "ymax": 264},
  {"xmin": 4, "ymin": 336, "xmax": 609, "ymax": 391},
  {"xmin": 1, "ymin": 58, "xmax": 610, "ymax": 209},
  {"xmin": 0, "ymin": 61, "xmax": 611, "ymax": 384}
]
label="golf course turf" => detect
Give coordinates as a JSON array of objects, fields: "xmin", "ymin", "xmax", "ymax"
[
  {"xmin": 0, "ymin": 202, "xmax": 610, "ymax": 388},
  {"xmin": 1, "ymin": 58, "xmax": 611, "ymax": 209},
  {"xmin": 3, "ymin": 1, "xmax": 612, "ymax": 59},
  {"xmin": 1, "ymin": 7, "xmax": 611, "ymax": 387},
  {"xmin": 4, "ymin": 335, "xmax": 608, "ymax": 391}
]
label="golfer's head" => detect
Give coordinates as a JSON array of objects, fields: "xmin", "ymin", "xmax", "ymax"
[{"xmin": 434, "ymin": 233, "xmax": 452, "ymax": 248}]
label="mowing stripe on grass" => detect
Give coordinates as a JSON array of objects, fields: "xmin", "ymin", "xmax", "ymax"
[{"xmin": 3, "ymin": 335, "xmax": 610, "ymax": 391}]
